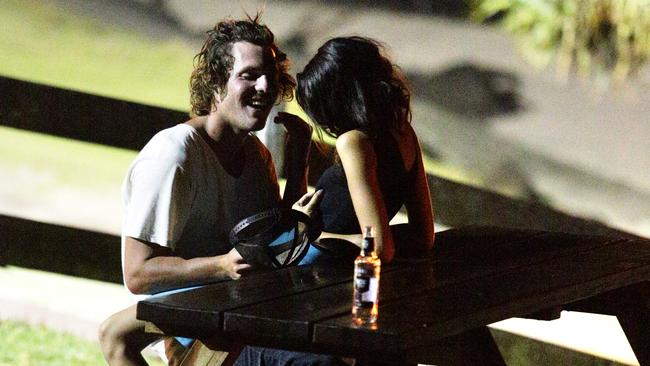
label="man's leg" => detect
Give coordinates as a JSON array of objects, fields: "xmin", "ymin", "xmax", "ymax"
[
  {"xmin": 99, "ymin": 304, "xmax": 162, "ymax": 366},
  {"xmin": 234, "ymin": 346, "xmax": 349, "ymax": 366}
]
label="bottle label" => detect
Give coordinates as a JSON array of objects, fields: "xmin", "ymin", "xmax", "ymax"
[
  {"xmin": 354, "ymin": 268, "xmax": 378, "ymax": 308},
  {"xmin": 355, "ymin": 275, "xmax": 370, "ymax": 292},
  {"xmin": 361, "ymin": 277, "xmax": 378, "ymax": 303}
]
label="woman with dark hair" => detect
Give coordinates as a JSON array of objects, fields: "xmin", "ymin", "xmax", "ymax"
[{"xmin": 298, "ymin": 36, "xmax": 435, "ymax": 263}]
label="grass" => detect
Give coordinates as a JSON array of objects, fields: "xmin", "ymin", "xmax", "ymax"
[
  {"xmin": 0, "ymin": 320, "xmax": 165, "ymax": 366},
  {"xmin": 0, "ymin": 126, "xmax": 134, "ymax": 234},
  {"xmin": 0, "ymin": 126, "xmax": 135, "ymax": 192},
  {"xmin": 0, "ymin": 0, "xmax": 193, "ymax": 110},
  {"xmin": 0, "ymin": 0, "xmax": 194, "ymax": 232}
]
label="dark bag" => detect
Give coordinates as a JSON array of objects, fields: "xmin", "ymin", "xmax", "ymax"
[{"xmin": 229, "ymin": 208, "xmax": 321, "ymax": 268}]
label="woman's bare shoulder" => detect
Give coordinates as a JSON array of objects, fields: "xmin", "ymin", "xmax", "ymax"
[{"xmin": 335, "ymin": 129, "xmax": 371, "ymax": 152}]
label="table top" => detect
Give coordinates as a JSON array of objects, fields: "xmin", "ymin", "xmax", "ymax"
[{"xmin": 137, "ymin": 226, "xmax": 650, "ymax": 361}]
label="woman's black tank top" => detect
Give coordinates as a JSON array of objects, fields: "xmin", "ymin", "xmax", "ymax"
[{"xmin": 315, "ymin": 130, "xmax": 417, "ymax": 234}]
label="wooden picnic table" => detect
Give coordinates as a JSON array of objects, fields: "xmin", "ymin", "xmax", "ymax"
[{"xmin": 137, "ymin": 226, "xmax": 650, "ymax": 365}]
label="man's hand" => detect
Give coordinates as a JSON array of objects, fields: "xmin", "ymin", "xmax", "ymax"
[
  {"xmin": 218, "ymin": 248, "xmax": 252, "ymax": 280},
  {"xmin": 274, "ymin": 112, "xmax": 312, "ymax": 147},
  {"xmin": 292, "ymin": 189, "xmax": 323, "ymax": 219},
  {"xmin": 276, "ymin": 112, "xmax": 313, "ymax": 206}
]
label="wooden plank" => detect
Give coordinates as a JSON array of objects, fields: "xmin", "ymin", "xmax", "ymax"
[
  {"xmin": 138, "ymin": 228, "xmax": 641, "ymax": 350},
  {"xmin": 222, "ymin": 263, "xmax": 416, "ymax": 349},
  {"xmin": 433, "ymin": 225, "xmax": 547, "ymax": 251},
  {"xmin": 432, "ymin": 226, "xmax": 622, "ymax": 264},
  {"xmin": 0, "ymin": 214, "xmax": 122, "ymax": 283},
  {"xmin": 0, "ymin": 76, "xmax": 334, "ymax": 186},
  {"xmin": 137, "ymin": 263, "xmax": 354, "ymax": 338},
  {"xmin": 0, "ymin": 76, "xmax": 185, "ymax": 150},
  {"xmin": 313, "ymin": 239, "xmax": 650, "ymax": 357},
  {"xmin": 223, "ymin": 229, "xmax": 624, "ymax": 350}
]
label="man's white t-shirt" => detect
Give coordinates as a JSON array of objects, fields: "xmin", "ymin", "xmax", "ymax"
[{"xmin": 121, "ymin": 124, "xmax": 280, "ymax": 291}]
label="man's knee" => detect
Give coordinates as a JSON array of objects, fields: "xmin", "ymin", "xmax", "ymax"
[
  {"xmin": 98, "ymin": 315, "xmax": 114, "ymax": 347},
  {"xmin": 98, "ymin": 314, "xmax": 126, "ymax": 357}
]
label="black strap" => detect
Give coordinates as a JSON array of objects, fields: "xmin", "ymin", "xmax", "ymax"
[
  {"xmin": 229, "ymin": 209, "xmax": 282, "ymax": 243},
  {"xmin": 230, "ymin": 208, "xmax": 318, "ymax": 245}
]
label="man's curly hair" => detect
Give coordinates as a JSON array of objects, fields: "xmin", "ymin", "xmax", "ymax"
[{"xmin": 189, "ymin": 14, "xmax": 295, "ymax": 117}]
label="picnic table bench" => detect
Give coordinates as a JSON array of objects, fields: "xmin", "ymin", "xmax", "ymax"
[{"xmin": 138, "ymin": 225, "xmax": 650, "ymax": 365}]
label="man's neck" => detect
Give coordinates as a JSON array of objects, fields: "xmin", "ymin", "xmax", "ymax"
[{"xmin": 192, "ymin": 115, "xmax": 248, "ymax": 176}]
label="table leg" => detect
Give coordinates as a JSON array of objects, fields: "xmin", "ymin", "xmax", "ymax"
[{"xmin": 454, "ymin": 326, "xmax": 507, "ymax": 366}]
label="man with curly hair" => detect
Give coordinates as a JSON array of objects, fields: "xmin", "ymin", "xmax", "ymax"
[{"xmin": 98, "ymin": 15, "xmax": 322, "ymax": 365}]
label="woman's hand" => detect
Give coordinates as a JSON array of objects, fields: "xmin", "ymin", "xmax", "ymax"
[{"xmin": 292, "ymin": 189, "xmax": 323, "ymax": 219}]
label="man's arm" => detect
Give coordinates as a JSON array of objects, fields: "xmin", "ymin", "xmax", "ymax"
[
  {"xmin": 123, "ymin": 237, "xmax": 250, "ymax": 295},
  {"xmin": 274, "ymin": 112, "xmax": 312, "ymax": 207}
]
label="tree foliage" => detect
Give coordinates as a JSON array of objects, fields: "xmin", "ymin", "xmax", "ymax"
[{"xmin": 472, "ymin": 0, "xmax": 650, "ymax": 85}]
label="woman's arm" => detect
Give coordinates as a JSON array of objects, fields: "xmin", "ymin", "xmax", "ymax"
[
  {"xmin": 318, "ymin": 232, "xmax": 363, "ymax": 247},
  {"xmin": 403, "ymin": 135, "xmax": 435, "ymax": 253},
  {"xmin": 336, "ymin": 130, "xmax": 396, "ymax": 263}
]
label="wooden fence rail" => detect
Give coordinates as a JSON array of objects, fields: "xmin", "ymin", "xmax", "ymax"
[
  {"xmin": 0, "ymin": 76, "xmax": 186, "ymax": 150},
  {"xmin": 0, "ymin": 214, "xmax": 121, "ymax": 283}
]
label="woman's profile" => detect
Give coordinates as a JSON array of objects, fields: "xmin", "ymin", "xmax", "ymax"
[{"xmin": 298, "ymin": 36, "xmax": 435, "ymax": 263}]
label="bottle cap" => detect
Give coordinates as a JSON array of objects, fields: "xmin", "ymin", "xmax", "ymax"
[{"xmin": 362, "ymin": 226, "xmax": 374, "ymax": 253}]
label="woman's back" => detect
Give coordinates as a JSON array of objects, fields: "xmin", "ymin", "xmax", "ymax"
[{"xmin": 316, "ymin": 124, "xmax": 420, "ymax": 234}]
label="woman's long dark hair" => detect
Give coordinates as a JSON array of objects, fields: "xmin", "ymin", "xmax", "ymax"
[{"xmin": 296, "ymin": 36, "xmax": 411, "ymax": 139}]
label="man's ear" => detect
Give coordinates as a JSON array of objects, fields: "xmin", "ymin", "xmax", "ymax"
[
  {"xmin": 213, "ymin": 90, "xmax": 223, "ymax": 104},
  {"xmin": 211, "ymin": 91, "xmax": 221, "ymax": 112}
]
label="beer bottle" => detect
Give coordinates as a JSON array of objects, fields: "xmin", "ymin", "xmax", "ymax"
[{"xmin": 352, "ymin": 226, "xmax": 381, "ymax": 324}]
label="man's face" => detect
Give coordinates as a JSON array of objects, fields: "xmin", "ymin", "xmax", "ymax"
[{"xmin": 214, "ymin": 41, "xmax": 280, "ymax": 134}]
